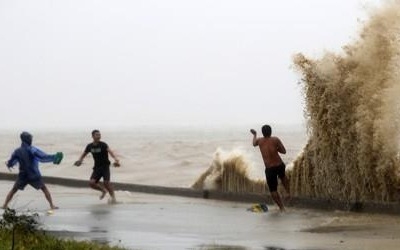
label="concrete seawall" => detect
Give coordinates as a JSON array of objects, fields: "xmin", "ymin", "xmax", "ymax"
[{"xmin": 1, "ymin": 173, "xmax": 399, "ymax": 215}]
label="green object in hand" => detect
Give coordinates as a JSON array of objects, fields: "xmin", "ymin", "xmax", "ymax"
[{"xmin": 53, "ymin": 152, "xmax": 64, "ymax": 165}]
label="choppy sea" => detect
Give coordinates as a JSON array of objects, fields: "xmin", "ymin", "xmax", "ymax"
[{"xmin": 0, "ymin": 125, "xmax": 307, "ymax": 188}]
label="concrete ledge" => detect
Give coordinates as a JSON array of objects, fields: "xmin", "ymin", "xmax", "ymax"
[{"xmin": 1, "ymin": 173, "xmax": 399, "ymax": 214}]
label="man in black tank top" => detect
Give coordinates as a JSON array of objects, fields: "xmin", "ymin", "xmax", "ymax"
[{"xmin": 74, "ymin": 130, "xmax": 120, "ymax": 203}]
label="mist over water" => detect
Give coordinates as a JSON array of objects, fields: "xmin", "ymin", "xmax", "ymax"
[{"xmin": 291, "ymin": 2, "xmax": 400, "ymax": 202}]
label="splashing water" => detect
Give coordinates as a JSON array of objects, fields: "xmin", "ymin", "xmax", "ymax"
[
  {"xmin": 290, "ymin": 2, "xmax": 400, "ymax": 202},
  {"xmin": 192, "ymin": 148, "xmax": 266, "ymax": 193}
]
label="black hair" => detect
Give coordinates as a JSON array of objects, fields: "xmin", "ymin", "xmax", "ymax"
[
  {"xmin": 261, "ymin": 125, "xmax": 272, "ymax": 137},
  {"xmin": 91, "ymin": 129, "xmax": 100, "ymax": 136}
]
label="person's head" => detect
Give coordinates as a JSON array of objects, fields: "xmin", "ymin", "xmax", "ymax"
[
  {"xmin": 20, "ymin": 131, "xmax": 33, "ymax": 145},
  {"xmin": 91, "ymin": 129, "xmax": 101, "ymax": 142},
  {"xmin": 261, "ymin": 125, "xmax": 272, "ymax": 138}
]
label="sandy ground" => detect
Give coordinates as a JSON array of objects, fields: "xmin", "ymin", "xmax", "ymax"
[{"xmin": 1, "ymin": 181, "xmax": 400, "ymax": 250}]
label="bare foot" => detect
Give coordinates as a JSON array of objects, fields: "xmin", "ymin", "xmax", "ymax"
[
  {"xmin": 109, "ymin": 197, "xmax": 117, "ymax": 204},
  {"xmin": 99, "ymin": 191, "xmax": 107, "ymax": 200},
  {"xmin": 51, "ymin": 206, "xmax": 59, "ymax": 210}
]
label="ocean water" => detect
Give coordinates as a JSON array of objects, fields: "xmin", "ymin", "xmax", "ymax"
[
  {"xmin": 292, "ymin": 2, "xmax": 400, "ymax": 202},
  {"xmin": 0, "ymin": 125, "xmax": 307, "ymax": 188}
]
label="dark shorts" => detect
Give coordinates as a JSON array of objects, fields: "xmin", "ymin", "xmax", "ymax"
[
  {"xmin": 264, "ymin": 163, "xmax": 286, "ymax": 192},
  {"xmin": 90, "ymin": 166, "xmax": 111, "ymax": 182},
  {"xmin": 13, "ymin": 175, "xmax": 44, "ymax": 190}
]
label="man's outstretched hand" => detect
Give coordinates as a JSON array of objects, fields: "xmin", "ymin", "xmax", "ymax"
[
  {"xmin": 250, "ymin": 129, "xmax": 257, "ymax": 135},
  {"xmin": 74, "ymin": 160, "xmax": 82, "ymax": 167},
  {"xmin": 5, "ymin": 161, "xmax": 12, "ymax": 172}
]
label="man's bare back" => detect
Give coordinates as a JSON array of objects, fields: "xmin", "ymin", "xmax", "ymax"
[
  {"xmin": 250, "ymin": 128, "xmax": 286, "ymax": 167},
  {"xmin": 255, "ymin": 137, "xmax": 286, "ymax": 167}
]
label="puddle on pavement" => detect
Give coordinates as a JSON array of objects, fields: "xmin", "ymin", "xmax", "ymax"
[{"xmin": 192, "ymin": 245, "xmax": 323, "ymax": 250}]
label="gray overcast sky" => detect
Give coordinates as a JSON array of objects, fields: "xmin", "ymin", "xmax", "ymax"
[{"xmin": 0, "ymin": 0, "xmax": 381, "ymax": 130}]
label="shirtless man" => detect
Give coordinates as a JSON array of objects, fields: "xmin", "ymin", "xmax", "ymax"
[
  {"xmin": 250, "ymin": 125, "xmax": 290, "ymax": 211},
  {"xmin": 74, "ymin": 130, "xmax": 120, "ymax": 203}
]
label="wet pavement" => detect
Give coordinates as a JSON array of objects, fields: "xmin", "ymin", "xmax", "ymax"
[{"xmin": 1, "ymin": 181, "xmax": 400, "ymax": 250}]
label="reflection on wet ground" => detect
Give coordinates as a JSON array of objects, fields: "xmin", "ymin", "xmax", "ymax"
[
  {"xmin": 41, "ymin": 202, "xmax": 334, "ymax": 250},
  {"xmin": 89, "ymin": 226, "xmax": 110, "ymax": 245},
  {"xmin": 193, "ymin": 245, "xmax": 247, "ymax": 250},
  {"xmin": 301, "ymin": 225, "xmax": 375, "ymax": 233},
  {"xmin": 4, "ymin": 184, "xmax": 400, "ymax": 250},
  {"xmin": 193, "ymin": 245, "xmax": 302, "ymax": 250},
  {"xmin": 263, "ymin": 247, "xmax": 322, "ymax": 250},
  {"xmin": 88, "ymin": 207, "xmax": 112, "ymax": 245}
]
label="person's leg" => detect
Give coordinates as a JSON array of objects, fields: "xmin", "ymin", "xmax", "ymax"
[
  {"xmin": 278, "ymin": 164, "xmax": 291, "ymax": 201},
  {"xmin": 2, "ymin": 187, "xmax": 18, "ymax": 209},
  {"xmin": 41, "ymin": 184, "xmax": 58, "ymax": 209},
  {"xmin": 90, "ymin": 169, "xmax": 107, "ymax": 199},
  {"xmin": 89, "ymin": 179, "xmax": 107, "ymax": 199},
  {"xmin": 280, "ymin": 175, "xmax": 291, "ymax": 201},
  {"xmin": 103, "ymin": 168, "xmax": 116, "ymax": 203},
  {"xmin": 2, "ymin": 179, "xmax": 26, "ymax": 209},
  {"xmin": 270, "ymin": 191, "xmax": 285, "ymax": 211},
  {"xmin": 266, "ymin": 167, "xmax": 285, "ymax": 211},
  {"xmin": 29, "ymin": 179, "xmax": 58, "ymax": 210},
  {"xmin": 104, "ymin": 181, "xmax": 116, "ymax": 203}
]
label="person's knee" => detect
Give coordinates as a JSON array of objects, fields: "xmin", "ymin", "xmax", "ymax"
[
  {"xmin": 279, "ymin": 176, "xmax": 289, "ymax": 185},
  {"xmin": 270, "ymin": 191, "xmax": 279, "ymax": 197},
  {"xmin": 89, "ymin": 180, "xmax": 97, "ymax": 188}
]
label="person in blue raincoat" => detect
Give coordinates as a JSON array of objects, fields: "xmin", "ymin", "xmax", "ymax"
[{"xmin": 2, "ymin": 132, "xmax": 63, "ymax": 209}]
